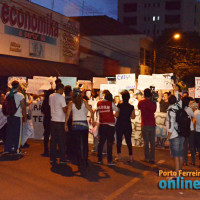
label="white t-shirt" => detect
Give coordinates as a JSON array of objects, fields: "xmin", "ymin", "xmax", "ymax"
[
  {"xmin": 49, "ymin": 93, "xmax": 67, "ymax": 122},
  {"xmin": 194, "ymin": 110, "xmax": 200, "ymax": 132},
  {"xmin": 185, "ymin": 106, "xmax": 194, "ymax": 131},
  {"xmin": 6, "ymin": 91, "xmax": 24, "ymax": 118}
]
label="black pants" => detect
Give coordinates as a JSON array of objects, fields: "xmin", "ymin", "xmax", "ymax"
[
  {"xmin": 66, "ymin": 116, "xmax": 73, "ymax": 159},
  {"xmin": 116, "ymin": 124, "xmax": 133, "ymax": 155},
  {"xmin": 50, "ymin": 121, "xmax": 66, "ymax": 162},
  {"xmin": 183, "ymin": 131, "xmax": 196, "ymax": 164},
  {"xmin": 141, "ymin": 126, "xmax": 155, "ymax": 161},
  {"xmin": 4, "ymin": 116, "xmax": 22, "ymax": 154},
  {"xmin": 43, "ymin": 116, "xmax": 51, "ymax": 153},
  {"xmin": 196, "ymin": 132, "xmax": 200, "ymax": 160},
  {"xmin": 98, "ymin": 124, "xmax": 115, "ymax": 162},
  {"xmin": 72, "ymin": 129, "xmax": 88, "ymax": 166}
]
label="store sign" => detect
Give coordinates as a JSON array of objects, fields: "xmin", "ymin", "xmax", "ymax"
[
  {"xmin": 10, "ymin": 42, "xmax": 21, "ymax": 52},
  {"xmin": 1, "ymin": 3, "xmax": 58, "ymax": 44}
]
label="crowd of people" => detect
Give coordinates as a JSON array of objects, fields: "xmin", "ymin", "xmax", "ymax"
[{"xmin": 0, "ymin": 79, "xmax": 200, "ymax": 176}]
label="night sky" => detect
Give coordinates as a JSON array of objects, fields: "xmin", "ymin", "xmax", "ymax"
[{"xmin": 32, "ymin": 0, "xmax": 118, "ymax": 19}]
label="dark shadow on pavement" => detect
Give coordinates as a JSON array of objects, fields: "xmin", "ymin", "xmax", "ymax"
[
  {"xmin": 51, "ymin": 164, "xmax": 74, "ymax": 177},
  {"xmin": 0, "ymin": 153, "xmax": 24, "ymax": 161}
]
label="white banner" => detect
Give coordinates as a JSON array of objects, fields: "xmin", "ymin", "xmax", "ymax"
[
  {"xmin": 137, "ymin": 75, "xmax": 153, "ymax": 90},
  {"xmin": 93, "ymin": 77, "xmax": 108, "ymax": 89},
  {"xmin": 8, "ymin": 77, "xmax": 26, "ymax": 88},
  {"xmin": 152, "ymin": 74, "xmax": 173, "ymax": 90},
  {"xmin": 195, "ymin": 77, "xmax": 200, "ymax": 98},
  {"xmin": 116, "ymin": 73, "xmax": 136, "ymax": 90},
  {"xmin": 100, "ymin": 84, "xmax": 119, "ymax": 98},
  {"xmin": 78, "ymin": 80, "xmax": 92, "ymax": 90},
  {"xmin": 59, "ymin": 77, "xmax": 77, "ymax": 89},
  {"xmin": 26, "ymin": 79, "xmax": 50, "ymax": 94}
]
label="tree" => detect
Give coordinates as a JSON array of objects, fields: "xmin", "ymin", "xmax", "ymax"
[{"xmin": 155, "ymin": 30, "xmax": 200, "ymax": 87}]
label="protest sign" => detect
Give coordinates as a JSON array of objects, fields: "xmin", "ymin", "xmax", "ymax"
[
  {"xmin": 116, "ymin": 73, "xmax": 136, "ymax": 90},
  {"xmin": 195, "ymin": 77, "xmax": 200, "ymax": 98},
  {"xmin": 30, "ymin": 100, "xmax": 44, "ymax": 140},
  {"xmin": 8, "ymin": 77, "xmax": 26, "ymax": 88},
  {"xmin": 100, "ymin": 84, "xmax": 119, "ymax": 98},
  {"xmin": 152, "ymin": 74, "xmax": 173, "ymax": 90},
  {"xmin": 137, "ymin": 75, "xmax": 153, "ymax": 90},
  {"xmin": 188, "ymin": 88, "xmax": 195, "ymax": 99},
  {"xmin": 33, "ymin": 76, "xmax": 56, "ymax": 90},
  {"xmin": 26, "ymin": 79, "xmax": 50, "ymax": 94},
  {"xmin": 93, "ymin": 77, "xmax": 108, "ymax": 89},
  {"xmin": 59, "ymin": 77, "xmax": 77, "ymax": 89},
  {"xmin": 78, "ymin": 80, "xmax": 92, "ymax": 90}
]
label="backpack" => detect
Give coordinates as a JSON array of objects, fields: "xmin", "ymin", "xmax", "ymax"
[
  {"xmin": 2, "ymin": 92, "xmax": 20, "ymax": 116},
  {"xmin": 169, "ymin": 106, "xmax": 191, "ymax": 137}
]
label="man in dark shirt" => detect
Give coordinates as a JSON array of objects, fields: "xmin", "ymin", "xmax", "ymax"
[
  {"xmin": 138, "ymin": 88, "xmax": 157, "ymax": 164},
  {"xmin": 158, "ymin": 92, "xmax": 170, "ymax": 113}
]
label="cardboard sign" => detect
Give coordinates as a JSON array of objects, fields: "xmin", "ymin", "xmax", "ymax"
[
  {"xmin": 188, "ymin": 88, "xmax": 195, "ymax": 99},
  {"xmin": 116, "ymin": 73, "xmax": 136, "ymax": 90},
  {"xmin": 152, "ymin": 74, "xmax": 173, "ymax": 90},
  {"xmin": 78, "ymin": 80, "xmax": 92, "ymax": 90},
  {"xmin": 93, "ymin": 77, "xmax": 108, "ymax": 89},
  {"xmin": 195, "ymin": 77, "xmax": 200, "ymax": 98},
  {"xmin": 8, "ymin": 77, "xmax": 26, "ymax": 88},
  {"xmin": 33, "ymin": 76, "xmax": 56, "ymax": 89},
  {"xmin": 100, "ymin": 84, "xmax": 119, "ymax": 98},
  {"xmin": 59, "ymin": 77, "xmax": 77, "ymax": 89},
  {"xmin": 137, "ymin": 75, "xmax": 153, "ymax": 90},
  {"xmin": 26, "ymin": 79, "xmax": 51, "ymax": 94}
]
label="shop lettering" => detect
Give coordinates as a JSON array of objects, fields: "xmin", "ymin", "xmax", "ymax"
[{"xmin": 1, "ymin": 3, "xmax": 59, "ymax": 38}]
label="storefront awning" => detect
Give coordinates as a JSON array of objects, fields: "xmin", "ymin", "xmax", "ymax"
[{"xmin": 0, "ymin": 54, "xmax": 95, "ymax": 79}]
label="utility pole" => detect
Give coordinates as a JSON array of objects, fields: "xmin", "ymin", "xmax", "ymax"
[
  {"xmin": 82, "ymin": 0, "xmax": 85, "ymax": 16},
  {"xmin": 52, "ymin": 0, "xmax": 54, "ymax": 10}
]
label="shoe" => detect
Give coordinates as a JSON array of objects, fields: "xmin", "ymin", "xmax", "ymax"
[
  {"xmin": 115, "ymin": 154, "xmax": 122, "ymax": 162},
  {"xmin": 60, "ymin": 160, "xmax": 70, "ymax": 165},
  {"xmin": 149, "ymin": 161, "xmax": 155, "ymax": 164},
  {"xmin": 97, "ymin": 160, "xmax": 103, "ymax": 165},
  {"xmin": 107, "ymin": 161, "xmax": 117, "ymax": 166}
]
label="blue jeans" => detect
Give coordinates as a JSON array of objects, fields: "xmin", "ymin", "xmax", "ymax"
[{"xmin": 169, "ymin": 136, "xmax": 184, "ymax": 157}]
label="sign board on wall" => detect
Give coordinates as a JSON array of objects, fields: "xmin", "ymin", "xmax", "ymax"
[
  {"xmin": 93, "ymin": 77, "xmax": 108, "ymax": 89},
  {"xmin": 195, "ymin": 77, "xmax": 200, "ymax": 98},
  {"xmin": 0, "ymin": 1, "xmax": 80, "ymax": 64},
  {"xmin": 116, "ymin": 74, "xmax": 136, "ymax": 90}
]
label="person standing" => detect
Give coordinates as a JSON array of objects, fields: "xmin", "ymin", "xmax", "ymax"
[
  {"xmin": 194, "ymin": 103, "xmax": 200, "ymax": 163},
  {"xmin": 157, "ymin": 92, "xmax": 170, "ymax": 113},
  {"xmin": 182, "ymin": 97, "xmax": 195, "ymax": 166},
  {"xmin": 165, "ymin": 95, "xmax": 184, "ymax": 179},
  {"xmin": 4, "ymin": 81, "xmax": 27, "ymax": 154},
  {"xmin": 49, "ymin": 84, "xmax": 67, "ymax": 165},
  {"xmin": 116, "ymin": 90, "xmax": 135, "ymax": 162},
  {"xmin": 138, "ymin": 88, "xmax": 156, "ymax": 164},
  {"xmin": 97, "ymin": 90, "xmax": 119, "ymax": 165},
  {"xmin": 41, "ymin": 89, "xmax": 54, "ymax": 157},
  {"xmin": 65, "ymin": 88, "xmax": 95, "ymax": 169}
]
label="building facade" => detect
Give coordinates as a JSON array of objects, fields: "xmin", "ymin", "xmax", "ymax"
[{"xmin": 118, "ymin": 0, "xmax": 200, "ymax": 37}]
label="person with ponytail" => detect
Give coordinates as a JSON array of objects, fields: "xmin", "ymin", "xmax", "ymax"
[{"xmin": 65, "ymin": 88, "xmax": 95, "ymax": 170}]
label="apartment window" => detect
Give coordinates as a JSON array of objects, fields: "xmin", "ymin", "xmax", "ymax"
[
  {"xmin": 165, "ymin": 1, "xmax": 181, "ymax": 10},
  {"xmin": 124, "ymin": 17, "xmax": 137, "ymax": 25},
  {"xmin": 124, "ymin": 3, "xmax": 137, "ymax": 12},
  {"xmin": 165, "ymin": 15, "xmax": 180, "ymax": 24}
]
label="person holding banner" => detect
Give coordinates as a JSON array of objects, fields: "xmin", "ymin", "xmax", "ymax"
[
  {"xmin": 65, "ymin": 88, "xmax": 95, "ymax": 170},
  {"xmin": 116, "ymin": 90, "xmax": 135, "ymax": 162},
  {"xmin": 97, "ymin": 90, "xmax": 119, "ymax": 166},
  {"xmin": 138, "ymin": 88, "xmax": 156, "ymax": 164}
]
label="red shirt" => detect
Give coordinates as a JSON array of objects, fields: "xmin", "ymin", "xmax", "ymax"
[
  {"xmin": 138, "ymin": 99, "xmax": 156, "ymax": 126},
  {"xmin": 97, "ymin": 100, "xmax": 115, "ymax": 124}
]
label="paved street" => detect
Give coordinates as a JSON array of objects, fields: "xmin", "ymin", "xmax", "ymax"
[{"xmin": 0, "ymin": 139, "xmax": 199, "ymax": 200}]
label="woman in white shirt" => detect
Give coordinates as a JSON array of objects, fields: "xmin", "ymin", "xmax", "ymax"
[
  {"xmin": 182, "ymin": 97, "xmax": 196, "ymax": 166},
  {"xmin": 65, "ymin": 88, "xmax": 95, "ymax": 170}
]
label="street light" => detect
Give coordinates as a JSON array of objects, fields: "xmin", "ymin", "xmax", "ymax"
[{"xmin": 153, "ymin": 33, "xmax": 181, "ymax": 73}]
